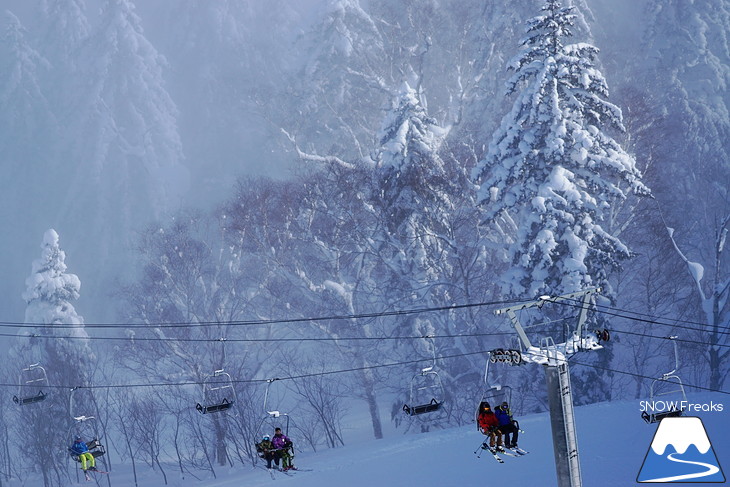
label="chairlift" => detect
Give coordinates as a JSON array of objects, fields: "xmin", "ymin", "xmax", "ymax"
[
  {"xmin": 65, "ymin": 385, "xmax": 108, "ymax": 479},
  {"xmin": 67, "ymin": 414, "xmax": 107, "ymax": 476},
  {"xmin": 253, "ymin": 378, "xmax": 292, "ymax": 462},
  {"xmin": 12, "ymin": 363, "xmax": 49, "ymax": 407},
  {"xmin": 402, "ymin": 365, "xmax": 445, "ymax": 416},
  {"xmin": 641, "ymin": 336, "xmax": 687, "ymax": 424},
  {"xmin": 196, "ymin": 369, "xmax": 237, "ymax": 414},
  {"xmin": 252, "ymin": 379, "xmax": 297, "ymax": 467},
  {"xmin": 402, "ymin": 336, "xmax": 445, "ymax": 416}
]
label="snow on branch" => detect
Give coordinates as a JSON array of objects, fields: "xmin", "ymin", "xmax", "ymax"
[
  {"xmin": 665, "ymin": 225, "xmax": 706, "ymax": 301},
  {"xmin": 281, "ymin": 128, "xmax": 357, "ymax": 170}
]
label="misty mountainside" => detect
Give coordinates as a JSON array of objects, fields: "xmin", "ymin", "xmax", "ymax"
[{"xmin": 0, "ymin": 0, "xmax": 728, "ymax": 486}]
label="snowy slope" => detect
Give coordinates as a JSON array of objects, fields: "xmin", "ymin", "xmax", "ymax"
[{"xmin": 56, "ymin": 393, "xmax": 728, "ymax": 487}]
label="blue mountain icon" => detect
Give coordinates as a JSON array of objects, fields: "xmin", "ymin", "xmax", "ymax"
[{"xmin": 637, "ymin": 417, "xmax": 725, "ymax": 483}]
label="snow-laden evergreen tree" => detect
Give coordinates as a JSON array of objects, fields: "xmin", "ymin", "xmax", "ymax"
[
  {"xmin": 38, "ymin": 0, "xmax": 89, "ymax": 66},
  {"xmin": 374, "ymin": 83, "xmax": 501, "ymax": 430},
  {"xmin": 37, "ymin": 0, "xmax": 90, "ymax": 119},
  {"xmin": 0, "ymin": 11, "xmax": 54, "ymax": 178},
  {"xmin": 69, "ymin": 0, "xmax": 188, "ymax": 220},
  {"xmin": 375, "ymin": 82, "xmax": 452, "ymax": 250},
  {"xmin": 22, "ymin": 230, "xmax": 86, "ymax": 330},
  {"xmin": 18, "ymin": 228, "xmax": 92, "ymax": 401},
  {"xmin": 52, "ymin": 0, "xmax": 189, "ymax": 321},
  {"xmin": 472, "ymin": 0, "xmax": 650, "ymax": 299},
  {"xmin": 9, "ymin": 229, "xmax": 93, "ymax": 487},
  {"xmin": 294, "ymin": 0, "xmax": 388, "ymax": 159}
]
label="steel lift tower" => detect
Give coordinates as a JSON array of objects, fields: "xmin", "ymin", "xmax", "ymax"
[{"xmin": 494, "ymin": 288, "xmax": 605, "ymax": 487}]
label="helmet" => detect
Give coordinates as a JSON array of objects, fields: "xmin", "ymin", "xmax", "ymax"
[
  {"xmin": 75, "ymin": 436, "xmax": 82, "ymax": 441},
  {"xmin": 262, "ymin": 435, "xmax": 270, "ymax": 441}
]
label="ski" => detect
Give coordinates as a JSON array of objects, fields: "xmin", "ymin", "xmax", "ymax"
[
  {"xmin": 496, "ymin": 448, "xmax": 521, "ymax": 457},
  {"xmin": 83, "ymin": 468, "xmax": 109, "ymax": 479},
  {"xmin": 479, "ymin": 443, "xmax": 504, "ymax": 463},
  {"xmin": 510, "ymin": 446, "xmax": 529, "ymax": 455}
]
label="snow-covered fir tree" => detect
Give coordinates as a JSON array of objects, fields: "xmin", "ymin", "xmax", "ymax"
[
  {"xmin": 69, "ymin": 0, "xmax": 188, "ymax": 221},
  {"xmin": 38, "ymin": 0, "xmax": 90, "ymax": 66},
  {"xmin": 51, "ymin": 0, "xmax": 189, "ymax": 321},
  {"xmin": 19, "ymin": 228, "xmax": 92, "ymax": 385},
  {"xmin": 472, "ymin": 0, "xmax": 650, "ymax": 299},
  {"xmin": 0, "ymin": 12, "xmax": 63, "ymax": 326},
  {"xmin": 10, "ymin": 229, "xmax": 93, "ymax": 487},
  {"xmin": 0, "ymin": 11, "xmax": 55, "ymax": 221},
  {"xmin": 37, "ymin": 0, "xmax": 90, "ymax": 119},
  {"xmin": 23, "ymin": 229, "xmax": 85, "ymax": 329},
  {"xmin": 295, "ymin": 0, "xmax": 388, "ymax": 159},
  {"xmin": 375, "ymin": 82, "xmax": 452, "ymax": 249}
]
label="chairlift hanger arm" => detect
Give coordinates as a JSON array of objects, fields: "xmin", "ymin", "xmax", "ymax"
[{"xmin": 662, "ymin": 336, "xmax": 680, "ymax": 379}]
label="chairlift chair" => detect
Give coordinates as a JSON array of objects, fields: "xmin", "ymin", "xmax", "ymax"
[
  {"xmin": 402, "ymin": 336, "xmax": 446, "ymax": 416},
  {"xmin": 66, "ymin": 386, "xmax": 108, "ymax": 477},
  {"xmin": 196, "ymin": 369, "xmax": 236, "ymax": 414},
  {"xmin": 641, "ymin": 336, "xmax": 687, "ymax": 424},
  {"xmin": 12, "ymin": 363, "xmax": 49, "ymax": 406},
  {"xmin": 402, "ymin": 365, "xmax": 445, "ymax": 416},
  {"xmin": 67, "ymin": 415, "xmax": 107, "ymax": 467}
]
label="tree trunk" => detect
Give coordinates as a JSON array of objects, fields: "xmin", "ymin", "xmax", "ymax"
[
  {"xmin": 213, "ymin": 415, "xmax": 228, "ymax": 466},
  {"xmin": 359, "ymin": 368, "xmax": 383, "ymax": 439}
]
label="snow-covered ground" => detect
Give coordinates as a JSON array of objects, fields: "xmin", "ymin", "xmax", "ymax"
[{"xmin": 53, "ymin": 392, "xmax": 728, "ymax": 487}]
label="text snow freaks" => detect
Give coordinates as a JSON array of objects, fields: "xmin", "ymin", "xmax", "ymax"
[{"xmin": 639, "ymin": 401, "xmax": 724, "ymax": 414}]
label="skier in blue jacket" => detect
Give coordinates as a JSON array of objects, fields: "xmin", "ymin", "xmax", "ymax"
[
  {"xmin": 69, "ymin": 436, "xmax": 97, "ymax": 474},
  {"xmin": 494, "ymin": 402, "xmax": 519, "ymax": 448}
]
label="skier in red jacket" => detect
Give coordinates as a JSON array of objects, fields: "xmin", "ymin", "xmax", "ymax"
[{"xmin": 477, "ymin": 402, "xmax": 504, "ymax": 451}]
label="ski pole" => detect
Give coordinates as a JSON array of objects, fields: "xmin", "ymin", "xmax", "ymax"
[{"xmin": 473, "ymin": 438, "xmax": 488, "ymax": 456}]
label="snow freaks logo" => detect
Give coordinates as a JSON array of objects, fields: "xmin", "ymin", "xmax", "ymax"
[
  {"xmin": 639, "ymin": 400, "xmax": 724, "ymax": 414},
  {"xmin": 637, "ymin": 417, "xmax": 725, "ymax": 483}
]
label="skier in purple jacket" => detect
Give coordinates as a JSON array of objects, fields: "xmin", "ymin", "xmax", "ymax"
[{"xmin": 271, "ymin": 427, "xmax": 295, "ymax": 470}]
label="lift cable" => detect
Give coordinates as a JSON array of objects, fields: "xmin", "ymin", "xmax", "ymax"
[
  {"xmin": 605, "ymin": 327, "xmax": 730, "ymax": 350},
  {"xmin": 1, "ymin": 330, "xmax": 515, "ymax": 344},
  {"xmin": 0, "ymin": 297, "xmax": 532, "ymax": 330},
  {"xmin": 552, "ymin": 298, "xmax": 730, "ymax": 337},
  {"xmin": 567, "ymin": 357, "xmax": 730, "ymax": 396}
]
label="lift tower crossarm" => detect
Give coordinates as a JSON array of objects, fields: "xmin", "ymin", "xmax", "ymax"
[{"xmin": 494, "ymin": 288, "xmax": 601, "ymax": 356}]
